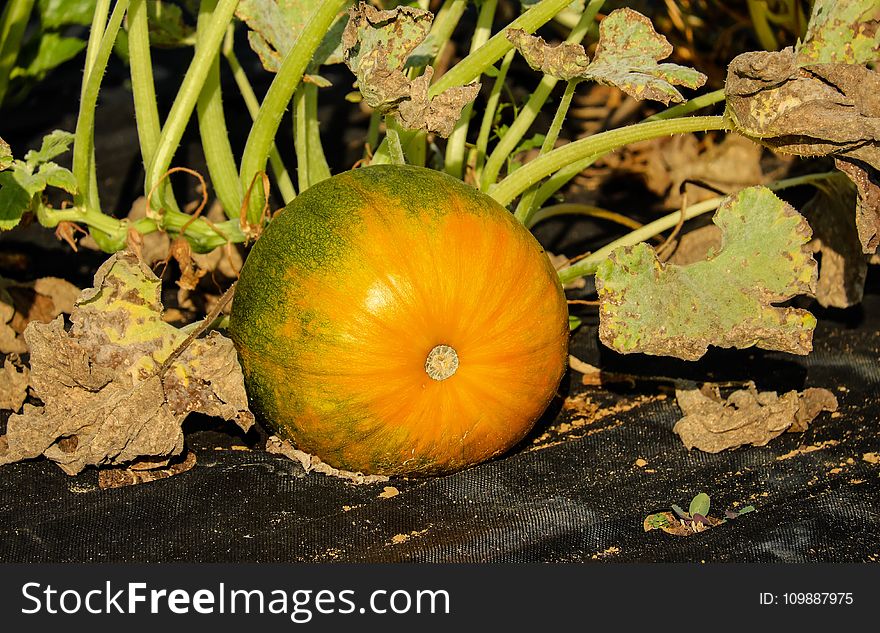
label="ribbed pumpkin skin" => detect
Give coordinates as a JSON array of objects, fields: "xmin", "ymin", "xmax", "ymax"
[{"xmin": 229, "ymin": 165, "xmax": 568, "ymax": 475}]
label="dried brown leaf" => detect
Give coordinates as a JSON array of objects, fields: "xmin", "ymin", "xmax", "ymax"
[
  {"xmin": 673, "ymin": 381, "xmax": 838, "ymax": 453},
  {"xmin": 0, "ymin": 275, "xmax": 79, "ymax": 353},
  {"xmin": 835, "ymin": 157, "xmax": 880, "ymax": 254},
  {"xmin": 396, "ymin": 66, "xmax": 480, "ymax": 137},
  {"xmin": 266, "ymin": 435, "xmax": 389, "ymax": 484},
  {"xmin": 803, "ymin": 175, "xmax": 870, "ymax": 308},
  {"xmin": 505, "ymin": 29, "xmax": 590, "ymax": 81},
  {"xmin": 0, "ymin": 359, "xmax": 28, "ymax": 412},
  {"xmin": 342, "ymin": 2, "xmax": 432, "ymax": 110},
  {"xmin": 98, "ymin": 450, "xmax": 197, "ymax": 489},
  {"xmin": 0, "ymin": 252, "xmax": 253, "ymax": 475}
]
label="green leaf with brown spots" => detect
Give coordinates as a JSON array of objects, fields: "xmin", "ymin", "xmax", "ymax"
[
  {"xmin": 796, "ymin": 0, "xmax": 880, "ymax": 66},
  {"xmin": 342, "ymin": 2, "xmax": 433, "ymax": 109},
  {"xmin": 0, "ymin": 138, "xmax": 11, "ymax": 171},
  {"xmin": 236, "ymin": 0, "xmax": 353, "ymax": 73},
  {"xmin": 595, "ymin": 186, "xmax": 818, "ymax": 361},
  {"xmin": 507, "ymin": 8, "xmax": 706, "ymax": 104}
]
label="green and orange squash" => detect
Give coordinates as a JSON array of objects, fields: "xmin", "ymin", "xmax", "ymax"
[{"xmin": 229, "ymin": 165, "xmax": 568, "ymax": 475}]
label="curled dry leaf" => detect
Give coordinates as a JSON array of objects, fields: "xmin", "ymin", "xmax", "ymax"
[
  {"xmin": 396, "ymin": 66, "xmax": 481, "ymax": 137},
  {"xmin": 0, "ymin": 359, "xmax": 28, "ymax": 412},
  {"xmin": 342, "ymin": 2, "xmax": 432, "ymax": 109},
  {"xmin": 266, "ymin": 435, "xmax": 389, "ymax": 485},
  {"xmin": 0, "ymin": 276, "xmax": 80, "ymax": 354},
  {"xmin": 725, "ymin": 40, "xmax": 880, "ymax": 252},
  {"xmin": 342, "ymin": 2, "xmax": 478, "ymax": 137},
  {"xmin": 803, "ymin": 175, "xmax": 870, "ymax": 308},
  {"xmin": 97, "ymin": 450, "xmax": 197, "ymax": 489},
  {"xmin": 596, "ymin": 186, "xmax": 817, "ymax": 361},
  {"xmin": 673, "ymin": 381, "xmax": 838, "ymax": 453},
  {"xmin": 0, "ymin": 252, "xmax": 253, "ymax": 475},
  {"xmin": 507, "ymin": 8, "xmax": 706, "ymax": 104}
]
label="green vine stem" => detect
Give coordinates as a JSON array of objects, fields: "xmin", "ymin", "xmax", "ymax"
[
  {"xmin": 644, "ymin": 88, "xmax": 726, "ymax": 122},
  {"xmin": 747, "ymin": 0, "xmax": 779, "ymax": 51},
  {"xmin": 0, "ymin": 0, "xmax": 35, "ymax": 106},
  {"xmin": 472, "ymin": 48, "xmax": 514, "ymax": 183},
  {"xmin": 72, "ymin": 0, "xmax": 129, "ymax": 214},
  {"xmin": 532, "ymin": 88, "xmax": 728, "ymax": 208},
  {"xmin": 221, "ymin": 29, "xmax": 296, "ymax": 203},
  {"xmin": 127, "ymin": 0, "xmax": 161, "ymax": 172},
  {"xmin": 444, "ymin": 0, "xmax": 497, "ymax": 179},
  {"xmin": 293, "ymin": 82, "xmax": 331, "ymax": 192},
  {"xmin": 556, "ymin": 170, "xmax": 839, "ymax": 284},
  {"xmin": 479, "ymin": 0, "xmax": 601, "ymax": 191},
  {"xmin": 513, "ymin": 78, "xmax": 579, "ymax": 225},
  {"xmin": 428, "ymin": 0, "xmax": 576, "ymax": 98},
  {"xmin": 490, "ymin": 115, "xmax": 730, "ymax": 207},
  {"xmin": 146, "ymin": 0, "xmax": 238, "ymax": 209},
  {"xmin": 384, "ymin": 116, "xmax": 406, "ymax": 165},
  {"xmin": 239, "ymin": 0, "xmax": 347, "ymax": 224},
  {"xmin": 196, "ymin": 0, "xmax": 243, "ymax": 220}
]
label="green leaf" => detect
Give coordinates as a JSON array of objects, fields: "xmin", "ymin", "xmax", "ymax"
[
  {"xmin": 796, "ymin": 0, "xmax": 880, "ymax": 66},
  {"xmin": 13, "ymin": 33, "xmax": 86, "ymax": 81},
  {"xmin": 0, "ymin": 172, "xmax": 33, "ymax": 230},
  {"xmin": 10, "ymin": 163, "xmax": 46, "ymax": 196},
  {"xmin": 24, "ymin": 130, "xmax": 75, "ymax": 168},
  {"xmin": 645, "ymin": 512, "xmax": 671, "ymax": 529},
  {"xmin": 507, "ymin": 9, "xmax": 706, "ymax": 104},
  {"xmin": 0, "ymin": 138, "xmax": 11, "ymax": 171},
  {"xmin": 596, "ymin": 186, "xmax": 818, "ymax": 361},
  {"xmin": 568, "ymin": 315, "xmax": 582, "ymax": 331},
  {"xmin": 38, "ymin": 162, "xmax": 77, "ymax": 195},
  {"xmin": 689, "ymin": 492, "xmax": 710, "ymax": 518},
  {"xmin": 38, "ymin": 0, "xmax": 97, "ymax": 28},
  {"xmin": 236, "ymin": 0, "xmax": 352, "ymax": 73}
]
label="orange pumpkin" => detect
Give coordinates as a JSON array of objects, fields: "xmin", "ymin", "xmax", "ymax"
[{"xmin": 229, "ymin": 165, "xmax": 569, "ymax": 475}]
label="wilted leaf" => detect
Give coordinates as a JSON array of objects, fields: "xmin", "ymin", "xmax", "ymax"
[
  {"xmin": 835, "ymin": 158, "xmax": 880, "ymax": 253},
  {"xmin": 505, "ymin": 29, "xmax": 590, "ymax": 81},
  {"xmin": 726, "ymin": 52, "xmax": 880, "ymax": 170},
  {"xmin": 725, "ymin": 48, "xmax": 880, "ymax": 252},
  {"xmin": 266, "ymin": 435, "xmax": 389, "ymax": 484},
  {"xmin": 98, "ymin": 450, "xmax": 197, "ymax": 489},
  {"xmin": 0, "ymin": 252, "xmax": 253, "ymax": 475},
  {"xmin": 342, "ymin": 3, "xmax": 478, "ymax": 136},
  {"xmin": 24, "ymin": 129, "xmax": 74, "ymax": 168},
  {"xmin": 0, "ymin": 359, "xmax": 29, "ymax": 412},
  {"xmin": 689, "ymin": 492, "xmax": 710, "ymax": 518},
  {"xmin": 596, "ymin": 186, "xmax": 817, "ymax": 361},
  {"xmin": 342, "ymin": 2, "xmax": 432, "ymax": 109},
  {"xmin": 396, "ymin": 66, "xmax": 480, "ymax": 137},
  {"xmin": 0, "ymin": 276, "xmax": 79, "ymax": 353},
  {"xmin": 236, "ymin": 0, "xmax": 351, "ymax": 73},
  {"xmin": 508, "ymin": 9, "xmax": 705, "ymax": 104},
  {"xmin": 796, "ymin": 0, "xmax": 880, "ymax": 66},
  {"xmin": 673, "ymin": 381, "xmax": 838, "ymax": 453},
  {"xmin": 803, "ymin": 175, "xmax": 870, "ymax": 308}
]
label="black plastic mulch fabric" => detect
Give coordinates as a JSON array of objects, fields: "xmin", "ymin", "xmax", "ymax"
[{"xmin": 1, "ymin": 285, "xmax": 879, "ymax": 563}]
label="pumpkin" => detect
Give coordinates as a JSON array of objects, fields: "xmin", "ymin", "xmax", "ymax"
[{"xmin": 229, "ymin": 165, "xmax": 569, "ymax": 475}]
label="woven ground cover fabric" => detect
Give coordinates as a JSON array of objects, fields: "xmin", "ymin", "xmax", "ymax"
[{"xmin": 1, "ymin": 284, "xmax": 878, "ymax": 563}]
